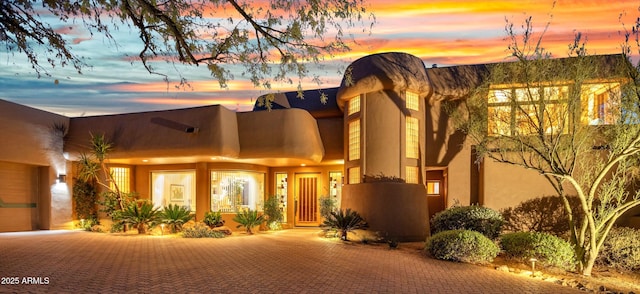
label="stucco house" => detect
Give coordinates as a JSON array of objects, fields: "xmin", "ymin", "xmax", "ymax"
[{"xmin": 1, "ymin": 52, "xmax": 639, "ymax": 241}]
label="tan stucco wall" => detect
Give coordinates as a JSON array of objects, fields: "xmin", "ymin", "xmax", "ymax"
[
  {"xmin": 237, "ymin": 109, "xmax": 325, "ymax": 163},
  {"xmin": 0, "ymin": 100, "xmax": 68, "ymax": 168},
  {"xmin": 342, "ymin": 183, "xmax": 429, "ymax": 241},
  {"xmin": 65, "ymin": 105, "xmax": 240, "ymax": 160},
  {"xmin": 316, "ymin": 118, "xmax": 344, "ymax": 161},
  {"xmin": 363, "ymin": 91, "xmax": 402, "ymax": 177}
]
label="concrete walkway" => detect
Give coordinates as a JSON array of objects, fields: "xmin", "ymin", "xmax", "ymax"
[{"xmin": 0, "ymin": 229, "xmax": 581, "ymax": 293}]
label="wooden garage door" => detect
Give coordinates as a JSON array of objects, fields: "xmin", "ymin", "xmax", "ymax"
[{"xmin": 0, "ymin": 161, "xmax": 39, "ymax": 232}]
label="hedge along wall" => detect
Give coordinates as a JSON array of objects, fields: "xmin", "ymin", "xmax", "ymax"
[{"xmin": 342, "ymin": 182, "xmax": 429, "ymax": 241}]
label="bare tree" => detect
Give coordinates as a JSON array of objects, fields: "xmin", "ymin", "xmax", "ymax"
[
  {"xmin": 0, "ymin": 0, "xmax": 373, "ymax": 97},
  {"xmin": 450, "ymin": 16, "xmax": 640, "ymax": 276}
]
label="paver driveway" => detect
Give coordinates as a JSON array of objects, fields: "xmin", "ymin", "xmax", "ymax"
[{"xmin": 0, "ymin": 229, "xmax": 581, "ymax": 293}]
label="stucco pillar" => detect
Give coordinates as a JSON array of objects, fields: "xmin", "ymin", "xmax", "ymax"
[{"xmin": 336, "ymin": 52, "xmax": 432, "ymax": 241}]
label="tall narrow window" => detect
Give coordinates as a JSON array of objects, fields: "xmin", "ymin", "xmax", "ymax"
[
  {"xmin": 406, "ymin": 91, "xmax": 419, "ymax": 111},
  {"xmin": 348, "ymin": 167, "xmax": 360, "ymax": 184},
  {"xmin": 348, "ymin": 119, "xmax": 360, "ymax": 160},
  {"xmin": 348, "ymin": 95, "xmax": 360, "ymax": 116},
  {"xmin": 406, "ymin": 166, "xmax": 419, "ymax": 184},
  {"xmin": 109, "ymin": 167, "xmax": 130, "ymax": 193},
  {"xmin": 275, "ymin": 173, "xmax": 287, "ymax": 222},
  {"xmin": 406, "ymin": 117, "xmax": 419, "ymax": 158}
]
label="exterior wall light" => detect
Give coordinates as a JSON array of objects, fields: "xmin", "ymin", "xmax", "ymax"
[{"xmin": 57, "ymin": 174, "xmax": 67, "ymax": 183}]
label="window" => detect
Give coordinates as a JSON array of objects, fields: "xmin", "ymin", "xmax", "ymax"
[
  {"xmin": 348, "ymin": 95, "xmax": 360, "ymax": 116},
  {"xmin": 329, "ymin": 171, "xmax": 342, "ymax": 209},
  {"xmin": 109, "ymin": 167, "xmax": 130, "ymax": 193},
  {"xmin": 581, "ymin": 83, "xmax": 620, "ymax": 125},
  {"xmin": 151, "ymin": 171, "xmax": 196, "ymax": 210},
  {"xmin": 406, "ymin": 166, "xmax": 419, "ymax": 184},
  {"xmin": 426, "ymin": 180, "xmax": 440, "ymax": 195},
  {"xmin": 487, "ymin": 86, "xmax": 568, "ymax": 136},
  {"xmin": 406, "ymin": 116, "xmax": 419, "ymax": 158},
  {"xmin": 348, "ymin": 120, "xmax": 360, "ymax": 161},
  {"xmin": 211, "ymin": 171, "xmax": 265, "ymax": 213},
  {"xmin": 348, "ymin": 167, "xmax": 360, "ymax": 184},
  {"xmin": 275, "ymin": 173, "xmax": 287, "ymax": 222},
  {"xmin": 406, "ymin": 91, "xmax": 419, "ymax": 111}
]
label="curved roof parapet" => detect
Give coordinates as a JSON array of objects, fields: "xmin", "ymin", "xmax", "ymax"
[
  {"xmin": 64, "ymin": 105, "xmax": 240, "ymax": 160},
  {"xmin": 336, "ymin": 52, "xmax": 431, "ymax": 110},
  {"xmin": 252, "ymin": 87, "xmax": 342, "ymax": 118},
  {"xmin": 425, "ymin": 64, "xmax": 489, "ymax": 103},
  {"xmin": 237, "ymin": 108, "xmax": 325, "ymax": 163}
]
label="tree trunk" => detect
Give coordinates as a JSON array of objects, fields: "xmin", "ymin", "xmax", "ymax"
[
  {"xmin": 137, "ymin": 223, "xmax": 146, "ymax": 234},
  {"xmin": 582, "ymin": 252, "xmax": 597, "ymax": 276}
]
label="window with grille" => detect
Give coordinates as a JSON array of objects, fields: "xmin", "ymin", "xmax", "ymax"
[
  {"xmin": 406, "ymin": 116, "xmax": 419, "ymax": 158},
  {"xmin": 210, "ymin": 171, "xmax": 265, "ymax": 213},
  {"xmin": 348, "ymin": 119, "xmax": 360, "ymax": 161},
  {"xmin": 406, "ymin": 91, "xmax": 419, "ymax": 111},
  {"xmin": 348, "ymin": 167, "xmax": 360, "ymax": 184},
  {"xmin": 109, "ymin": 167, "xmax": 130, "ymax": 193},
  {"xmin": 348, "ymin": 95, "xmax": 360, "ymax": 116},
  {"xmin": 406, "ymin": 166, "xmax": 419, "ymax": 184}
]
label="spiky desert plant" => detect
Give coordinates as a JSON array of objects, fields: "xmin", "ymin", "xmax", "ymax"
[
  {"xmin": 203, "ymin": 211, "xmax": 225, "ymax": 228},
  {"xmin": 233, "ymin": 209, "xmax": 264, "ymax": 234},
  {"xmin": 120, "ymin": 200, "xmax": 160, "ymax": 234},
  {"xmin": 160, "ymin": 204, "xmax": 194, "ymax": 233},
  {"xmin": 322, "ymin": 208, "xmax": 367, "ymax": 241}
]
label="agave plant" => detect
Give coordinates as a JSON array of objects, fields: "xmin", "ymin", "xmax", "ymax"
[
  {"xmin": 160, "ymin": 204, "xmax": 194, "ymax": 233},
  {"xmin": 120, "ymin": 200, "xmax": 161, "ymax": 234},
  {"xmin": 233, "ymin": 209, "xmax": 265, "ymax": 234},
  {"xmin": 203, "ymin": 211, "xmax": 225, "ymax": 228},
  {"xmin": 322, "ymin": 208, "xmax": 367, "ymax": 241}
]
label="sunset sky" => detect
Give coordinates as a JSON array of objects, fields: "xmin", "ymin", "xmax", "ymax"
[{"xmin": 1, "ymin": 0, "xmax": 639, "ymax": 116}]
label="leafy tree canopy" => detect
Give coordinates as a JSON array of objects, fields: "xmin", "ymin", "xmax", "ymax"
[{"xmin": 0, "ymin": 0, "xmax": 374, "ymax": 90}]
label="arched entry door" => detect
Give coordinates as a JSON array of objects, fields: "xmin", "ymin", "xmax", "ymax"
[
  {"xmin": 426, "ymin": 169, "xmax": 447, "ymax": 220},
  {"xmin": 295, "ymin": 173, "xmax": 320, "ymax": 226}
]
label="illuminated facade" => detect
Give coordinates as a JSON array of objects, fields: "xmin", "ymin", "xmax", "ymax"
[{"xmin": 1, "ymin": 52, "xmax": 638, "ymax": 240}]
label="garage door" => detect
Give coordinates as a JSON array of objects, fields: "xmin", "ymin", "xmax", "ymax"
[{"xmin": 0, "ymin": 161, "xmax": 39, "ymax": 232}]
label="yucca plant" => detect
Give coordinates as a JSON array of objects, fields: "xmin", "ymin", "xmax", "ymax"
[
  {"xmin": 160, "ymin": 204, "xmax": 194, "ymax": 233},
  {"xmin": 120, "ymin": 200, "xmax": 161, "ymax": 234},
  {"xmin": 233, "ymin": 209, "xmax": 264, "ymax": 234},
  {"xmin": 322, "ymin": 208, "xmax": 367, "ymax": 241}
]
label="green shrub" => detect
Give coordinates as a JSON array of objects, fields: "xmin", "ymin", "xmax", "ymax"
[
  {"xmin": 319, "ymin": 195, "xmax": 337, "ymax": 220},
  {"xmin": 203, "ymin": 211, "xmax": 225, "ymax": 228},
  {"xmin": 322, "ymin": 208, "xmax": 367, "ymax": 241},
  {"xmin": 233, "ymin": 209, "xmax": 265, "ymax": 234},
  {"xmin": 182, "ymin": 223, "xmax": 226, "ymax": 238},
  {"xmin": 501, "ymin": 196, "xmax": 583, "ymax": 236},
  {"xmin": 426, "ymin": 230, "xmax": 499, "ymax": 264},
  {"xmin": 596, "ymin": 226, "xmax": 640, "ymax": 272},
  {"xmin": 501, "ymin": 231, "xmax": 575, "ymax": 270},
  {"xmin": 431, "ymin": 205, "xmax": 503, "ymax": 239},
  {"xmin": 160, "ymin": 204, "xmax": 194, "ymax": 233},
  {"xmin": 263, "ymin": 195, "xmax": 284, "ymax": 230},
  {"xmin": 72, "ymin": 178, "xmax": 98, "ymax": 221}
]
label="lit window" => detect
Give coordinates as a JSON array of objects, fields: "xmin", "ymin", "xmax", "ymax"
[
  {"xmin": 109, "ymin": 167, "xmax": 130, "ymax": 193},
  {"xmin": 426, "ymin": 181, "xmax": 440, "ymax": 195},
  {"xmin": 406, "ymin": 166, "xmax": 419, "ymax": 184},
  {"xmin": 581, "ymin": 83, "xmax": 620, "ymax": 125},
  {"xmin": 348, "ymin": 167, "xmax": 360, "ymax": 184},
  {"xmin": 487, "ymin": 86, "xmax": 568, "ymax": 136},
  {"xmin": 210, "ymin": 171, "xmax": 265, "ymax": 213},
  {"xmin": 406, "ymin": 91, "xmax": 419, "ymax": 111},
  {"xmin": 151, "ymin": 171, "xmax": 196, "ymax": 210},
  {"xmin": 348, "ymin": 95, "xmax": 360, "ymax": 116},
  {"xmin": 275, "ymin": 173, "xmax": 287, "ymax": 222},
  {"xmin": 348, "ymin": 120, "xmax": 360, "ymax": 161},
  {"xmin": 406, "ymin": 117, "xmax": 419, "ymax": 158}
]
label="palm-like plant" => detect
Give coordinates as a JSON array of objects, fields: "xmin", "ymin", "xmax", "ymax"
[
  {"xmin": 233, "ymin": 209, "xmax": 264, "ymax": 234},
  {"xmin": 120, "ymin": 200, "xmax": 160, "ymax": 234},
  {"xmin": 203, "ymin": 211, "xmax": 225, "ymax": 228},
  {"xmin": 322, "ymin": 208, "xmax": 367, "ymax": 241},
  {"xmin": 160, "ymin": 204, "xmax": 194, "ymax": 233}
]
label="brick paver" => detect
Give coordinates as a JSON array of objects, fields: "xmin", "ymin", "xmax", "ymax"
[{"xmin": 0, "ymin": 229, "xmax": 582, "ymax": 293}]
